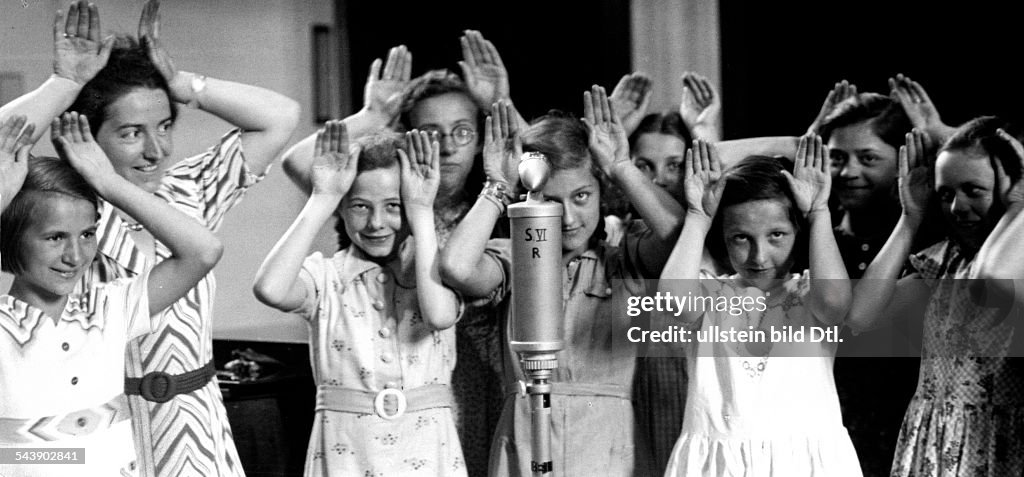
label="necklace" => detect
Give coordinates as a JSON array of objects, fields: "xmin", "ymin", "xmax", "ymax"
[
  {"xmin": 741, "ymin": 356, "xmax": 769, "ymax": 378},
  {"xmin": 122, "ymin": 221, "xmax": 144, "ymax": 232}
]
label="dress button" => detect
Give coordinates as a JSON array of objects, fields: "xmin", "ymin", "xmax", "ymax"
[
  {"xmin": 62, "ymin": 342, "xmax": 70, "ymax": 351},
  {"xmin": 76, "ymin": 417, "xmax": 87, "ymax": 427},
  {"xmin": 71, "ymin": 377, "xmax": 79, "ymax": 385},
  {"xmin": 377, "ymin": 273, "xmax": 389, "ymax": 284},
  {"xmin": 373, "ymin": 301, "xmax": 385, "ymax": 311},
  {"xmin": 381, "ymin": 353, "xmax": 393, "ymax": 363},
  {"xmin": 860, "ymin": 243, "xmax": 870, "ymax": 252},
  {"xmin": 605, "ymin": 287, "xmax": 613, "ymax": 295},
  {"xmin": 857, "ymin": 262, "xmax": 867, "ymax": 271},
  {"xmin": 378, "ymin": 328, "xmax": 392, "ymax": 338}
]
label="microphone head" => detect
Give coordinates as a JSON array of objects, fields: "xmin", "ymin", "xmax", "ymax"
[{"xmin": 518, "ymin": 151, "xmax": 550, "ymax": 192}]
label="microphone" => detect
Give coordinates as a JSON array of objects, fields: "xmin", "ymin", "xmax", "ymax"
[{"xmin": 507, "ymin": 151, "xmax": 564, "ymax": 475}]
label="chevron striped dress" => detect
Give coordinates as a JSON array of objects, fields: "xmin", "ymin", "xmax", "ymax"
[
  {"xmin": 0, "ymin": 263, "xmax": 152, "ymax": 477},
  {"xmin": 95, "ymin": 129, "xmax": 258, "ymax": 477}
]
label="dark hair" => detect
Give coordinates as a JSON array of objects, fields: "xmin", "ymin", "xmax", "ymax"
[
  {"xmin": 628, "ymin": 111, "xmax": 693, "ymax": 150},
  {"xmin": 941, "ymin": 116, "xmax": 1024, "ymax": 209},
  {"xmin": 333, "ymin": 131, "xmax": 407, "ymax": 248},
  {"xmin": 819, "ymin": 93, "xmax": 911, "ymax": 149},
  {"xmin": 1, "ymin": 156, "xmax": 100, "ymax": 274},
  {"xmin": 708, "ymin": 155, "xmax": 809, "ymax": 273},
  {"xmin": 67, "ymin": 35, "xmax": 178, "ymax": 134},
  {"xmin": 521, "ymin": 110, "xmax": 618, "ymax": 243},
  {"xmin": 397, "ymin": 69, "xmax": 485, "ymax": 199}
]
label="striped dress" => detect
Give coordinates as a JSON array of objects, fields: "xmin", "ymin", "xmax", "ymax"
[{"xmin": 94, "ymin": 129, "xmax": 258, "ymax": 477}]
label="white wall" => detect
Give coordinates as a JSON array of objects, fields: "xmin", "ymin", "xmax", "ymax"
[{"xmin": 1, "ymin": 0, "xmax": 341, "ymax": 343}]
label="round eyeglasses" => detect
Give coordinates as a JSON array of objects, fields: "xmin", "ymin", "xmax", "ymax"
[{"xmin": 419, "ymin": 125, "xmax": 477, "ymax": 148}]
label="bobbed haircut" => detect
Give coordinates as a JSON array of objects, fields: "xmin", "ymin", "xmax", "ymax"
[
  {"xmin": 333, "ymin": 131, "xmax": 407, "ymax": 249},
  {"xmin": 818, "ymin": 93, "xmax": 911, "ymax": 150},
  {"xmin": 708, "ymin": 155, "xmax": 809, "ymax": 274},
  {"xmin": 1, "ymin": 156, "xmax": 100, "ymax": 274},
  {"xmin": 628, "ymin": 111, "xmax": 693, "ymax": 151},
  {"xmin": 67, "ymin": 35, "xmax": 178, "ymax": 134},
  {"xmin": 521, "ymin": 110, "xmax": 621, "ymax": 243}
]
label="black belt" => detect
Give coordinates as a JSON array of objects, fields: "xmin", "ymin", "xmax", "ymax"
[{"xmin": 124, "ymin": 360, "xmax": 216, "ymax": 403}]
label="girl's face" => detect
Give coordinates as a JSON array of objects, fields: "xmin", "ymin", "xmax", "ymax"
[
  {"xmin": 11, "ymin": 194, "xmax": 98, "ymax": 305},
  {"xmin": 827, "ymin": 121, "xmax": 898, "ymax": 211},
  {"xmin": 722, "ymin": 199, "xmax": 797, "ymax": 290},
  {"xmin": 543, "ymin": 166, "xmax": 602, "ymax": 259},
  {"xmin": 632, "ymin": 132, "xmax": 686, "ymax": 200},
  {"xmin": 408, "ymin": 92, "xmax": 481, "ymax": 198},
  {"xmin": 95, "ymin": 87, "xmax": 175, "ymax": 194},
  {"xmin": 935, "ymin": 148, "xmax": 999, "ymax": 249},
  {"xmin": 340, "ymin": 166, "xmax": 409, "ymax": 260}
]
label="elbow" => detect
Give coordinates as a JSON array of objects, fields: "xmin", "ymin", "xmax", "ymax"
[
  {"xmin": 439, "ymin": 248, "xmax": 473, "ymax": 291},
  {"xmin": 199, "ymin": 239, "xmax": 225, "ymax": 271},
  {"xmin": 252, "ymin": 275, "xmax": 284, "ymax": 308},
  {"xmin": 277, "ymin": 98, "xmax": 302, "ymax": 135}
]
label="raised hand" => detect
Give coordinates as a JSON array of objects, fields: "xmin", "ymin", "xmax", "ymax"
[
  {"xmin": 807, "ymin": 80, "xmax": 856, "ymax": 135},
  {"xmin": 458, "ymin": 30, "xmax": 510, "ymax": 108},
  {"xmin": 897, "ymin": 129, "xmax": 932, "ymax": 221},
  {"xmin": 782, "ymin": 134, "xmax": 831, "ymax": 216},
  {"xmin": 994, "ymin": 128, "xmax": 1024, "ymax": 206},
  {"xmin": 583, "ymin": 85, "xmax": 630, "ymax": 177},
  {"xmin": 138, "ymin": 0, "xmax": 190, "ymax": 103},
  {"xmin": 399, "ymin": 130, "xmax": 441, "ymax": 211},
  {"xmin": 482, "ymin": 100, "xmax": 522, "ymax": 186},
  {"xmin": 889, "ymin": 74, "xmax": 947, "ymax": 137},
  {"xmin": 364, "ymin": 45, "xmax": 412, "ymax": 120},
  {"xmin": 0, "ymin": 116, "xmax": 34, "ymax": 210},
  {"xmin": 51, "ymin": 112, "xmax": 119, "ymax": 190},
  {"xmin": 609, "ymin": 72, "xmax": 652, "ymax": 135},
  {"xmin": 679, "ymin": 72, "xmax": 721, "ymax": 132},
  {"xmin": 682, "ymin": 139, "xmax": 725, "ymax": 220},
  {"xmin": 310, "ymin": 121, "xmax": 358, "ymax": 199},
  {"xmin": 53, "ymin": 1, "xmax": 115, "ymax": 85}
]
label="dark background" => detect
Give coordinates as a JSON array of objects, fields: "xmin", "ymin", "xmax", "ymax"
[{"xmin": 342, "ymin": 0, "xmax": 1023, "ymax": 136}]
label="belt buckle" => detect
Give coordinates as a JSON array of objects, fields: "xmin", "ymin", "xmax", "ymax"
[
  {"xmin": 139, "ymin": 371, "xmax": 177, "ymax": 403},
  {"xmin": 373, "ymin": 388, "xmax": 407, "ymax": 420}
]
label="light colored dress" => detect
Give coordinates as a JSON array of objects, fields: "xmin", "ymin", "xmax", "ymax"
[
  {"xmin": 92, "ymin": 129, "xmax": 254, "ymax": 477},
  {"xmin": 0, "ymin": 261, "xmax": 151, "ymax": 477},
  {"xmin": 891, "ymin": 240, "xmax": 1024, "ymax": 476},
  {"xmin": 665, "ymin": 271, "xmax": 862, "ymax": 477},
  {"xmin": 485, "ymin": 232, "xmax": 651, "ymax": 477},
  {"xmin": 291, "ymin": 242, "xmax": 466, "ymax": 476}
]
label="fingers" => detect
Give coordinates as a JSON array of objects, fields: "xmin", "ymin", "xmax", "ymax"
[
  {"xmin": 382, "ymin": 45, "xmax": 411, "ymax": 82},
  {"xmin": 87, "ymin": 3, "xmax": 101, "ymax": 42},
  {"xmin": 53, "ymin": 8, "xmax": 64, "ymax": 44},
  {"xmin": 66, "ymin": 2, "xmax": 80, "ymax": 38},
  {"xmin": 484, "ymin": 114, "xmax": 495, "ymax": 147},
  {"xmin": 698, "ymin": 139, "xmax": 711, "ymax": 172},
  {"xmin": 367, "ymin": 58, "xmax": 382, "ymax": 83},
  {"xmin": 997, "ymin": 128, "xmax": 1024, "ymax": 169},
  {"xmin": 796, "ymin": 135, "xmax": 808, "ymax": 169},
  {"xmin": 313, "ymin": 125, "xmax": 326, "ymax": 158},
  {"xmin": 684, "ymin": 147, "xmax": 696, "ymax": 178},
  {"xmin": 898, "ymin": 144, "xmax": 909, "ymax": 179},
  {"xmin": 0, "ymin": 116, "xmax": 27, "ymax": 152},
  {"xmin": 694, "ymin": 74, "xmax": 714, "ymax": 105},
  {"xmin": 583, "ymin": 90, "xmax": 595, "ymax": 124},
  {"xmin": 382, "ymin": 47, "xmax": 398, "ymax": 80},
  {"xmin": 459, "ymin": 35, "xmax": 476, "ymax": 67}
]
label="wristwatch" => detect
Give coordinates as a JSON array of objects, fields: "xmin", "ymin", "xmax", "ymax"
[{"xmin": 186, "ymin": 74, "xmax": 208, "ymax": 109}]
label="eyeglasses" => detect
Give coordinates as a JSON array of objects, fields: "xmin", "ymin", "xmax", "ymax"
[{"xmin": 419, "ymin": 125, "xmax": 477, "ymax": 147}]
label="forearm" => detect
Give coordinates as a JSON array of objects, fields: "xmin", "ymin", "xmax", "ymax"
[
  {"xmin": 716, "ymin": 137, "xmax": 799, "ymax": 169},
  {"xmin": 847, "ymin": 215, "xmax": 919, "ymax": 330},
  {"xmin": 186, "ymin": 72, "xmax": 300, "ymax": 172},
  {"xmin": 253, "ymin": 195, "xmax": 338, "ymax": 308},
  {"xmin": 0, "ymin": 76, "xmax": 82, "ymax": 144},
  {"xmin": 99, "ymin": 176, "xmax": 221, "ymax": 266},
  {"xmin": 408, "ymin": 208, "xmax": 459, "ymax": 330},
  {"xmin": 658, "ymin": 213, "xmax": 710, "ymax": 323},
  {"xmin": 282, "ymin": 110, "xmax": 393, "ymax": 195},
  {"xmin": 805, "ymin": 210, "xmax": 851, "ymax": 324},
  {"xmin": 438, "ymin": 195, "xmax": 503, "ymax": 295},
  {"xmin": 610, "ymin": 161, "xmax": 683, "ymax": 242}
]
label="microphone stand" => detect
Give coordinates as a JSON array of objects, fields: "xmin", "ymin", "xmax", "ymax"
[{"xmin": 508, "ymin": 152, "xmax": 564, "ymax": 476}]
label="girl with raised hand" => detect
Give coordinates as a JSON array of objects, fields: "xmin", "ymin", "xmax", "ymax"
[
  {"xmin": 0, "ymin": 112, "xmax": 222, "ymax": 477},
  {"xmin": 660, "ymin": 135, "xmax": 861, "ymax": 476},
  {"xmin": 0, "ymin": 2, "xmax": 300, "ymax": 475},
  {"xmin": 440, "ymin": 85, "xmax": 684, "ymax": 476},
  {"xmin": 848, "ymin": 119, "xmax": 1024, "ymax": 476},
  {"xmin": 282, "ymin": 34, "xmax": 517, "ymax": 476},
  {"xmin": 254, "ymin": 122, "xmax": 466, "ymax": 477}
]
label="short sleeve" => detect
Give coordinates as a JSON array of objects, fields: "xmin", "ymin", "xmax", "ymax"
[
  {"xmin": 96, "ymin": 266, "xmax": 152, "ymax": 341},
  {"xmin": 473, "ymin": 238, "xmax": 512, "ymax": 307},
  {"xmin": 908, "ymin": 241, "xmax": 949, "ymax": 286},
  {"xmin": 162, "ymin": 129, "xmax": 261, "ymax": 231},
  {"xmin": 286, "ymin": 252, "xmax": 330, "ymax": 320}
]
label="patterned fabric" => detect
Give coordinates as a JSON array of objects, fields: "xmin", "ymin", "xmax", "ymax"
[
  {"xmin": 291, "ymin": 244, "xmax": 466, "ymax": 476},
  {"xmin": 484, "ymin": 231, "xmax": 652, "ymax": 477},
  {"xmin": 0, "ymin": 267, "xmax": 151, "ymax": 477},
  {"xmin": 89, "ymin": 129, "xmax": 258, "ymax": 477},
  {"xmin": 665, "ymin": 271, "xmax": 863, "ymax": 477},
  {"xmin": 891, "ymin": 240, "xmax": 1024, "ymax": 477}
]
